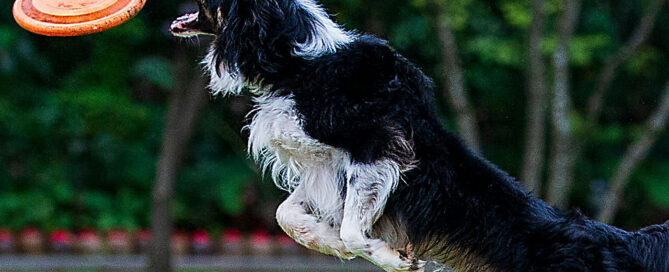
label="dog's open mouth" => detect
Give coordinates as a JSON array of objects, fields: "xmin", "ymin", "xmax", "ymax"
[
  {"xmin": 171, "ymin": 1, "xmax": 218, "ymax": 38},
  {"xmin": 170, "ymin": 12, "xmax": 210, "ymax": 37}
]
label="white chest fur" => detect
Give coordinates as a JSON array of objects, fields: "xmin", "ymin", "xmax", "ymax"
[{"xmin": 247, "ymin": 95, "xmax": 347, "ymax": 223}]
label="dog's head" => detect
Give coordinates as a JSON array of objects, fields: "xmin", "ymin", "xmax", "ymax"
[
  {"xmin": 170, "ymin": 0, "xmax": 224, "ymax": 38},
  {"xmin": 170, "ymin": 0, "xmax": 353, "ymax": 96},
  {"xmin": 170, "ymin": 0, "xmax": 277, "ymax": 95}
]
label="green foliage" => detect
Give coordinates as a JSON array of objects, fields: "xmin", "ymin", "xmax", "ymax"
[
  {"xmin": 639, "ymin": 161, "xmax": 669, "ymax": 209},
  {"xmin": 501, "ymin": 0, "xmax": 532, "ymax": 29},
  {"xmin": 569, "ymin": 34, "xmax": 613, "ymax": 66},
  {"xmin": 440, "ymin": 0, "xmax": 474, "ymax": 30},
  {"xmin": 133, "ymin": 57, "xmax": 175, "ymax": 89},
  {"xmin": 626, "ymin": 46, "xmax": 664, "ymax": 77},
  {"xmin": 183, "ymin": 159, "xmax": 254, "ymax": 213},
  {"xmin": 466, "ymin": 36, "xmax": 524, "ymax": 66}
]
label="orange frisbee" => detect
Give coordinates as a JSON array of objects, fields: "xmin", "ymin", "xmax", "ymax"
[{"xmin": 12, "ymin": 0, "xmax": 146, "ymax": 36}]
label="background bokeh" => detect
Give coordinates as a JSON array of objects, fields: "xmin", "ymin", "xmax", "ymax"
[{"xmin": 1, "ymin": 0, "xmax": 668, "ymax": 237}]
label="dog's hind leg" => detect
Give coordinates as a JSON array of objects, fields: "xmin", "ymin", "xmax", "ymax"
[
  {"xmin": 276, "ymin": 185, "xmax": 354, "ymax": 259},
  {"xmin": 340, "ymin": 160, "xmax": 425, "ymax": 272}
]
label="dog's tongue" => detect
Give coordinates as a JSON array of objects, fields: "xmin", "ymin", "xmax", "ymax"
[{"xmin": 170, "ymin": 12, "xmax": 200, "ymax": 36}]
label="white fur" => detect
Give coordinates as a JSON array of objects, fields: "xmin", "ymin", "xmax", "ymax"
[
  {"xmin": 276, "ymin": 185, "xmax": 353, "ymax": 259},
  {"xmin": 202, "ymin": 47, "xmax": 246, "ymax": 96},
  {"xmin": 345, "ymin": 160, "xmax": 401, "ymax": 222},
  {"xmin": 246, "ymin": 94, "xmax": 423, "ymax": 271},
  {"xmin": 340, "ymin": 161, "xmax": 425, "ymax": 272},
  {"xmin": 293, "ymin": 0, "xmax": 354, "ymax": 58},
  {"xmin": 247, "ymin": 94, "xmax": 347, "ymax": 221}
]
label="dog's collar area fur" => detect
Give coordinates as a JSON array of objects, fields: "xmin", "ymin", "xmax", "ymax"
[{"xmin": 181, "ymin": 0, "xmax": 669, "ymax": 271}]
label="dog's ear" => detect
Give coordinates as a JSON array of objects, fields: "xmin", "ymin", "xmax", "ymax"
[{"xmin": 248, "ymin": 0, "xmax": 284, "ymax": 40}]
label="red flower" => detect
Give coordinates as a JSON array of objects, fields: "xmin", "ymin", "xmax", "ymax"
[
  {"xmin": 137, "ymin": 229, "xmax": 152, "ymax": 242},
  {"xmin": 107, "ymin": 229, "xmax": 130, "ymax": 242},
  {"xmin": 192, "ymin": 230, "xmax": 210, "ymax": 245},
  {"xmin": 250, "ymin": 230, "xmax": 271, "ymax": 244},
  {"xmin": 49, "ymin": 230, "xmax": 72, "ymax": 244},
  {"xmin": 0, "ymin": 229, "xmax": 12, "ymax": 242},
  {"xmin": 221, "ymin": 229, "xmax": 242, "ymax": 243},
  {"xmin": 76, "ymin": 229, "xmax": 100, "ymax": 242}
]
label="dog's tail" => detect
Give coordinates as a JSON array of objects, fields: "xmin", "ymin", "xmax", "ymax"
[{"xmin": 630, "ymin": 221, "xmax": 669, "ymax": 271}]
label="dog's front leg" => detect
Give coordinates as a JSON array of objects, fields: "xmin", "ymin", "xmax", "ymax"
[
  {"xmin": 340, "ymin": 161, "xmax": 425, "ymax": 272},
  {"xmin": 276, "ymin": 185, "xmax": 354, "ymax": 259}
]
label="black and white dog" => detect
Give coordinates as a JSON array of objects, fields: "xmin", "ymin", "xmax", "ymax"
[{"xmin": 170, "ymin": 0, "xmax": 669, "ymax": 271}]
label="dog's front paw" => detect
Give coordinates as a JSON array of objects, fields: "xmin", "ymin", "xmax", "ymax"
[
  {"xmin": 372, "ymin": 243, "xmax": 425, "ymax": 272},
  {"xmin": 392, "ymin": 259, "xmax": 426, "ymax": 272},
  {"xmin": 379, "ymin": 258, "xmax": 425, "ymax": 272},
  {"xmin": 395, "ymin": 244, "xmax": 425, "ymax": 272}
]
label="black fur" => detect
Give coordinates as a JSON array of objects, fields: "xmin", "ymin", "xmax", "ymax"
[{"xmin": 184, "ymin": 0, "xmax": 669, "ymax": 271}]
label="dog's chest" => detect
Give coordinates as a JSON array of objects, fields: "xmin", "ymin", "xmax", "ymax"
[{"xmin": 248, "ymin": 95, "xmax": 347, "ymax": 221}]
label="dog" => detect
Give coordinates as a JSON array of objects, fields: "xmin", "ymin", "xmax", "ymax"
[{"xmin": 170, "ymin": 0, "xmax": 669, "ymax": 271}]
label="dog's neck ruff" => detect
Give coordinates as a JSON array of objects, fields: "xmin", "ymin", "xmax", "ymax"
[
  {"xmin": 247, "ymin": 95, "xmax": 340, "ymax": 191},
  {"xmin": 202, "ymin": 49, "xmax": 246, "ymax": 96}
]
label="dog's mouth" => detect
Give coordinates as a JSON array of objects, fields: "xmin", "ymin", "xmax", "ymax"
[{"xmin": 170, "ymin": 4, "xmax": 216, "ymax": 37}]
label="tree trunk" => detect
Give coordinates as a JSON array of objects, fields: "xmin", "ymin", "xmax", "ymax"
[
  {"xmin": 148, "ymin": 46, "xmax": 208, "ymax": 272},
  {"xmin": 546, "ymin": 0, "xmax": 581, "ymax": 208},
  {"xmin": 436, "ymin": 18, "xmax": 482, "ymax": 153},
  {"xmin": 548, "ymin": 0, "xmax": 663, "ymax": 208},
  {"xmin": 597, "ymin": 80, "xmax": 669, "ymax": 224},
  {"xmin": 521, "ymin": 0, "xmax": 547, "ymax": 195},
  {"xmin": 585, "ymin": 0, "xmax": 664, "ymax": 126}
]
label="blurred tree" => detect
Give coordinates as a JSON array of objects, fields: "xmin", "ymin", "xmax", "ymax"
[
  {"xmin": 598, "ymin": 80, "xmax": 669, "ymax": 223},
  {"xmin": 548, "ymin": 0, "xmax": 666, "ymax": 208},
  {"xmin": 546, "ymin": 0, "xmax": 581, "ymax": 208},
  {"xmin": 521, "ymin": 0, "xmax": 548, "ymax": 195},
  {"xmin": 149, "ymin": 45, "xmax": 208, "ymax": 272},
  {"xmin": 433, "ymin": 0, "xmax": 482, "ymax": 153}
]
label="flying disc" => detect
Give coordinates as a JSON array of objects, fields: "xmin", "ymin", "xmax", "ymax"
[{"xmin": 12, "ymin": 0, "xmax": 146, "ymax": 36}]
